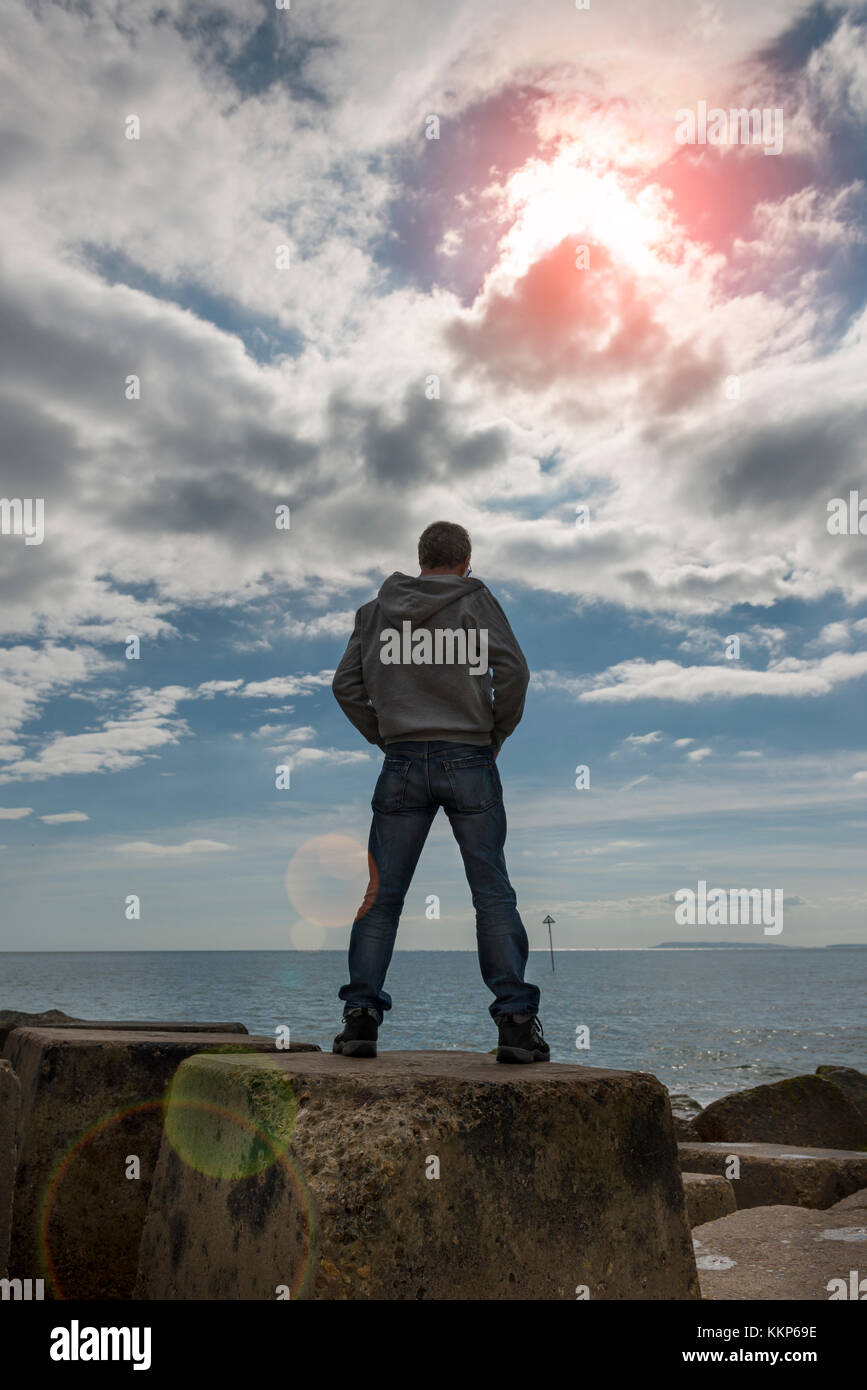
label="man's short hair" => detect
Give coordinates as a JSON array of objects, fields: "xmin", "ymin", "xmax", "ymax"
[{"xmin": 418, "ymin": 521, "xmax": 472, "ymax": 569}]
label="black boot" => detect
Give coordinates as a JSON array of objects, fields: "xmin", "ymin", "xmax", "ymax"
[
  {"xmin": 333, "ymin": 1006, "xmax": 379, "ymax": 1057},
  {"xmin": 496, "ymin": 1012, "xmax": 549, "ymax": 1064}
]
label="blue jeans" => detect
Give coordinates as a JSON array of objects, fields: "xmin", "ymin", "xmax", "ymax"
[{"xmin": 339, "ymin": 740, "xmax": 540, "ymax": 1022}]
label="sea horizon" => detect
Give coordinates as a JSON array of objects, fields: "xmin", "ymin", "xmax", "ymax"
[{"xmin": 3, "ymin": 948, "xmax": 863, "ymax": 1106}]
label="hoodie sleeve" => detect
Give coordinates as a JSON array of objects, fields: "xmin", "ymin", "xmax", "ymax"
[
  {"xmin": 332, "ymin": 609, "xmax": 385, "ymax": 749},
  {"xmin": 478, "ymin": 589, "xmax": 530, "ymax": 753}
]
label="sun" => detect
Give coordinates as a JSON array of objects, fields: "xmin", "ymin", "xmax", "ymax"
[{"xmin": 496, "ymin": 147, "xmax": 673, "ymax": 281}]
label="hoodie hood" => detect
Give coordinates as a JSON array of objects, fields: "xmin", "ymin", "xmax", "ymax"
[{"xmin": 377, "ymin": 571, "xmax": 485, "ymax": 625}]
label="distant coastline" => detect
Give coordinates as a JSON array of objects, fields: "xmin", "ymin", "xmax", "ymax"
[
  {"xmin": 653, "ymin": 941, "xmax": 867, "ymax": 949},
  {"xmin": 654, "ymin": 940, "xmax": 786, "ymax": 949}
]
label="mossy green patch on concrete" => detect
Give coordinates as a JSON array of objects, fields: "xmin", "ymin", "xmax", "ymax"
[{"xmin": 164, "ymin": 1055, "xmax": 299, "ymax": 1181}]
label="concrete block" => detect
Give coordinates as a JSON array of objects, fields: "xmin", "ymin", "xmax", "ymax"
[
  {"xmin": 136, "ymin": 1051, "xmax": 700, "ymax": 1301},
  {"xmin": 5, "ymin": 1026, "xmax": 319, "ymax": 1299},
  {"xmin": 678, "ymin": 1141, "xmax": 867, "ymax": 1211},
  {"xmin": 0, "ymin": 1010, "xmax": 83, "ymax": 1052},
  {"xmin": 682, "ymin": 1172, "xmax": 737, "ymax": 1228},
  {"xmin": 0, "ymin": 1012, "xmax": 248, "ymax": 1052},
  {"xmin": 829, "ymin": 1186, "xmax": 867, "ymax": 1214},
  {"xmin": 0, "ymin": 1059, "xmax": 20, "ymax": 1278},
  {"xmin": 693, "ymin": 1204, "xmax": 867, "ymax": 1300}
]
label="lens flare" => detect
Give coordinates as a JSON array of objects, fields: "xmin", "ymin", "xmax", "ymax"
[
  {"xmin": 39, "ymin": 1067, "xmax": 317, "ymax": 1299},
  {"xmin": 285, "ymin": 832, "xmax": 374, "ymax": 929}
]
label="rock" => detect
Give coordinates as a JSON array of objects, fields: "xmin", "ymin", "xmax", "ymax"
[
  {"xmin": 669, "ymin": 1094, "xmax": 703, "ymax": 1142},
  {"xmin": 815, "ymin": 1066, "xmax": 867, "ymax": 1128},
  {"xmin": 0, "ymin": 1059, "xmax": 20, "ymax": 1278},
  {"xmin": 695, "ymin": 1073, "xmax": 867, "ymax": 1149},
  {"xmin": 829, "ymin": 1187, "xmax": 867, "ymax": 1213},
  {"xmin": 135, "ymin": 1051, "xmax": 700, "ymax": 1301},
  {"xmin": 5, "ymin": 1025, "xmax": 320, "ymax": 1299},
  {"xmin": 692, "ymin": 1204, "xmax": 867, "ymax": 1300},
  {"xmin": 682, "ymin": 1172, "xmax": 736, "ymax": 1228},
  {"xmin": 670, "ymin": 1093, "xmax": 702, "ymax": 1116},
  {"xmin": 678, "ymin": 1141, "xmax": 867, "ymax": 1210}
]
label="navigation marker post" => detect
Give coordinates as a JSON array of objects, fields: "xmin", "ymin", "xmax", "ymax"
[{"xmin": 542, "ymin": 914, "xmax": 556, "ymax": 972}]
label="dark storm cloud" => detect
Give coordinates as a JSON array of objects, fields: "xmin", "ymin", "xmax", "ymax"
[
  {"xmin": 708, "ymin": 405, "xmax": 867, "ymax": 512},
  {"xmin": 107, "ymin": 424, "xmax": 326, "ymax": 541},
  {"xmin": 106, "ymin": 382, "xmax": 508, "ymax": 546},
  {"xmin": 113, "ymin": 469, "xmax": 285, "ymax": 538},
  {"xmin": 0, "ymin": 542, "xmax": 82, "ymax": 608},
  {"xmin": 0, "ymin": 393, "xmax": 82, "ymax": 497},
  {"xmin": 0, "ymin": 284, "xmax": 122, "ymax": 415},
  {"xmin": 358, "ymin": 389, "xmax": 510, "ymax": 483}
]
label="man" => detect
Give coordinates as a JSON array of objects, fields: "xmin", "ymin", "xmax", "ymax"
[{"xmin": 331, "ymin": 520, "xmax": 547, "ymax": 1064}]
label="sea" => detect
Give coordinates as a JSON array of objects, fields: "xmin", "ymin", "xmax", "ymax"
[{"xmin": 2, "ymin": 948, "xmax": 865, "ymax": 1106}]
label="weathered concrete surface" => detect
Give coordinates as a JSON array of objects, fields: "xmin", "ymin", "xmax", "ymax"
[
  {"xmin": 136, "ymin": 1051, "xmax": 700, "ymax": 1301},
  {"xmin": 682, "ymin": 1172, "xmax": 736, "ymax": 1228},
  {"xmin": 678, "ymin": 1141, "xmax": 867, "ymax": 1210},
  {"xmin": 0, "ymin": 1059, "xmax": 20, "ymax": 1277},
  {"xmin": 695, "ymin": 1071, "xmax": 867, "ymax": 1148},
  {"xmin": 5, "ymin": 1026, "xmax": 319, "ymax": 1299},
  {"xmin": 0, "ymin": 1011, "xmax": 248, "ymax": 1052},
  {"xmin": 0, "ymin": 1010, "xmax": 83, "ymax": 1052},
  {"xmin": 693, "ymin": 1204, "xmax": 867, "ymax": 1300},
  {"xmin": 830, "ymin": 1186, "xmax": 867, "ymax": 1214}
]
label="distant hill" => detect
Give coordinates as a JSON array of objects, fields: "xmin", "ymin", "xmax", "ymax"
[{"xmin": 653, "ymin": 941, "xmax": 786, "ymax": 948}]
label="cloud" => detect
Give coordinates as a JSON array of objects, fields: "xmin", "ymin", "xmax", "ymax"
[
  {"xmin": 237, "ymin": 674, "xmax": 334, "ymax": 699},
  {"xmin": 0, "ymin": 685, "xmax": 192, "ymax": 783},
  {"xmin": 535, "ymin": 650, "xmax": 867, "ymax": 703},
  {"xmin": 283, "ymin": 611, "xmax": 355, "ymax": 639},
  {"xmin": 446, "ymin": 237, "xmax": 722, "ymax": 414},
  {"xmin": 810, "ymin": 618, "xmax": 867, "ymax": 650},
  {"xmin": 0, "ymin": 0, "xmax": 865, "ymax": 672},
  {"xmin": 197, "ymin": 679, "xmax": 245, "ymax": 698},
  {"xmin": 686, "ymin": 746, "xmax": 713, "ymax": 762},
  {"xmin": 115, "ymin": 839, "xmax": 234, "ymax": 857},
  {"xmin": 588, "ymin": 839, "xmax": 648, "ymax": 853},
  {"xmin": 622, "ymin": 731, "xmax": 664, "ymax": 747},
  {"xmin": 286, "ymin": 746, "xmax": 371, "ymax": 768},
  {"xmin": 39, "ymin": 811, "xmax": 89, "ymax": 823},
  {"xmin": 0, "ymin": 806, "xmax": 32, "ymax": 819},
  {"xmin": 258, "ymin": 724, "xmax": 316, "ymax": 743},
  {"xmin": 0, "ymin": 645, "xmax": 112, "ymax": 764}
]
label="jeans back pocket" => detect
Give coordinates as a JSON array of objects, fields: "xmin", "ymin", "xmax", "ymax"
[
  {"xmin": 443, "ymin": 753, "xmax": 501, "ymax": 813},
  {"xmin": 372, "ymin": 755, "xmax": 412, "ymax": 812}
]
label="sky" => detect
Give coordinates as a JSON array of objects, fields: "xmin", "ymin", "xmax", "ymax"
[{"xmin": 0, "ymin": 0, "xmax": 866, "ymax": 951}]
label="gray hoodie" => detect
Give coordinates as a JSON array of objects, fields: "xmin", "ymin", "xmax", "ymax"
[{"xmin": 332, "ymin": 572, "xmax": 530, "ymax": 754}]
